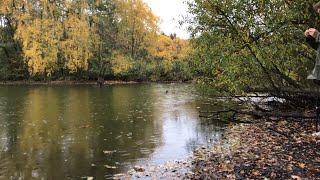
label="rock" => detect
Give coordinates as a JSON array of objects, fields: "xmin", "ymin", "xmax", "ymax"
[{"xmin": 134, "ymin": 166, "xmax": 145, "ymax": 172}]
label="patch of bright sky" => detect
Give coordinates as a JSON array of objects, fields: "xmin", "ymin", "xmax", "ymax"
[{"xmin": 143, "ymin": 0, "xmax": 190, "ymax": 39}]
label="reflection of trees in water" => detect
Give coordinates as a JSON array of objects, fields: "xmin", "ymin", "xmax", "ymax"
[
  {"xmin": 0, "ymin": 87, "xmax": 28, "ymax": 178},
  {"xmin": 0, "ymin": 84, "xmax": 229, "ymax": 179},
  {"xmin": 0, "ymin": 85, "xmax": 163, "ymax": 179},
  {"xmin": 0, "ymin": 87, "xmax": 93, "ymax": 179},
  {"xmin": 0, "ymin": 87, "xmax": 26, "ymax": 152},
  {"xmin": 87, "ymin": 85, "xmax": 162, "ymax": 178}
]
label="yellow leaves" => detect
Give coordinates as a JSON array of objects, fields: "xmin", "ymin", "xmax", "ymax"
[
  {"xmin": 0, "ymin": 0, "xmax": 24, "ymax": 15},
  {"xmin": 116, "ymin": 0, "xmax": 159, "ymax": 56},
  {"xmin": 61, "ymin": 15, "xmax": 92, "ymax": 72},
  {"xmin": 12, "ymin": 0, "xmax": 94, "ymax": 75},
  {"xmin": 111, "ymin": 53, "xmax": 133, "ymax": 75},
  {"xmin": 152, "ymin": 34, "xmax": 190, "ymax": 61},
  {"xmin": 2, "ymin": 0, "xmax": 187, "ymax": 79},
  {"xmin": 15, "ymin": 17, "xmax": 63, "ymax": 75},
  {"xmin": 162, "ymin": 59, "xmax": 173, "ymax": 74}
]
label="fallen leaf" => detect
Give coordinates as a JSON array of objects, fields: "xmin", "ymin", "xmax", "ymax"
[
  {"xmin": 291, "ymin": 175, "xmax": 301, "ymax": 180},
  {"xmin": 103, "ymin": 150, "xmax": 117, "ymax": 155},
  {"xmin": 104, "ymin": 165, "xmax": 117, "ymax": 169},
  {"xmin": 298, "ymin": 163, "xmax": 305, "ymax": 169},
  {"xmin": 252, "ymin": 170, "xmax": 261, "ymax": 176}
]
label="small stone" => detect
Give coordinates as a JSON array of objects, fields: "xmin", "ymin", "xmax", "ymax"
[{"xmin": 134, "ymin": 166, "xmax": 145, "ymax": 172}]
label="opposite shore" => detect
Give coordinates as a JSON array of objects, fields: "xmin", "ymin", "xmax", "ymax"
[{"xmin": 0, "ymin": 80, "xmax": 191, "ymax": 86}]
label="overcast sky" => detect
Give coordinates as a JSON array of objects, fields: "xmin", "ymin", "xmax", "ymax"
[{"xmin": 143, "ymin": 0, "xmax": 190, "ymax": 39}]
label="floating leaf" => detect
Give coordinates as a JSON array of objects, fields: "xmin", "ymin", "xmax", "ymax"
[
  {"xmin": 103, "ymin": 150, "xmax": 117, "ymax": 155},
  {"xmin": 104, "ymin": 165, "xmax": 117, "ymax": 169}
]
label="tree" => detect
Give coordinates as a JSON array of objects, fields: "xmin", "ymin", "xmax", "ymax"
[
  {"xmin": 116, "ymin": 0, "xmax": 159, "ymax": 59},
  {"xmin": 152, "ymin": 34, "xmax": 190, "ymax": 61},
  {"xmin": 88, "ymin": 0, "xmax": 118, "ymax": 80},
  {"xmin": 0, "ymin": 0, "xmax": 31, "ymax": 79},
  {"xmin": 187, "ymin": 0, "xmax": 319, "ymax": 105}
]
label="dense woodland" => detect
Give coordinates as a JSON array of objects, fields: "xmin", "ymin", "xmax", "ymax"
[{"xmin": 0, "ymin": 0, "xmax": 191, "ymax": 82}]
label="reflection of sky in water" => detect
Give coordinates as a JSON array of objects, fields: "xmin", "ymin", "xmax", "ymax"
[
  {"xmin": 0, "ymin": 84, "xmax": 225, "ymax": 179},
  {"xmin": 135, "ymin": 84, "xmax": 224, "ymax": 166}
]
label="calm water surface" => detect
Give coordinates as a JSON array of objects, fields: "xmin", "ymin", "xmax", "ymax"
[{"xmin": 0, "ymin": 84, "xmax": 225, "ymax": 179}]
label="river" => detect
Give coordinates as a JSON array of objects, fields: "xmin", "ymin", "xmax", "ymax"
[{"xmin": 0, "ymin": 83, "xmax": 226, "ymax": 179}]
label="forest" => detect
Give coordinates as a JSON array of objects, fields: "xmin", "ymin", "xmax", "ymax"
[{"xmin": 0, "ymin": 0, "xmax": 191, "ymax": 82}]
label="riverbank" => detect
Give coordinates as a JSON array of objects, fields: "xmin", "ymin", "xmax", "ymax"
[
  {"xmin": 122, "ymin": 119, "xmax": 320, "ymax": 179},
  {"xmin": 0, "ymin": 80, "xmax": 139, "ymax": 86},
  {"xmin": 0, "ymin": 80, "xmax": 192, "ymax": 86}
]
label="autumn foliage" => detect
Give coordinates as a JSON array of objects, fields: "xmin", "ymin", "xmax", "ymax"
[{"xmin": 0, "ymin": 0, "xmax": 191, "ymax": 81}]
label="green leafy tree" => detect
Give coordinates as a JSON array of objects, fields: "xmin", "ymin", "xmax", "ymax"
[
  {"xmin": 88, "ymin": 0, "xmax": 118, "ymax": 80},
  {"xmin": 187, "ymin": 0, "xmax": 319, "ymax": 99}
]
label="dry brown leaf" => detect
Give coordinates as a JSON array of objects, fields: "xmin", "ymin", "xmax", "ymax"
[
  {"xmin": 252, "ymin": 170, "xmax": 261, "ymax": 176},
  {"xmin": 291, "ymin": 175, "xmax": 301, "ymax": 180},
  {"xmin": 298, "ymin": 163, "xmax": 305, "ymax": 169},
  {"xmin": 104, "ymin": 165, "xmax": 117, "ymax": 169}
]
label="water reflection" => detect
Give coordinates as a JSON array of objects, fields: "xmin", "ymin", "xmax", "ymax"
[{"xmin": 0, "ymin": 84, "xmax": 225, "ymax": 179}]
